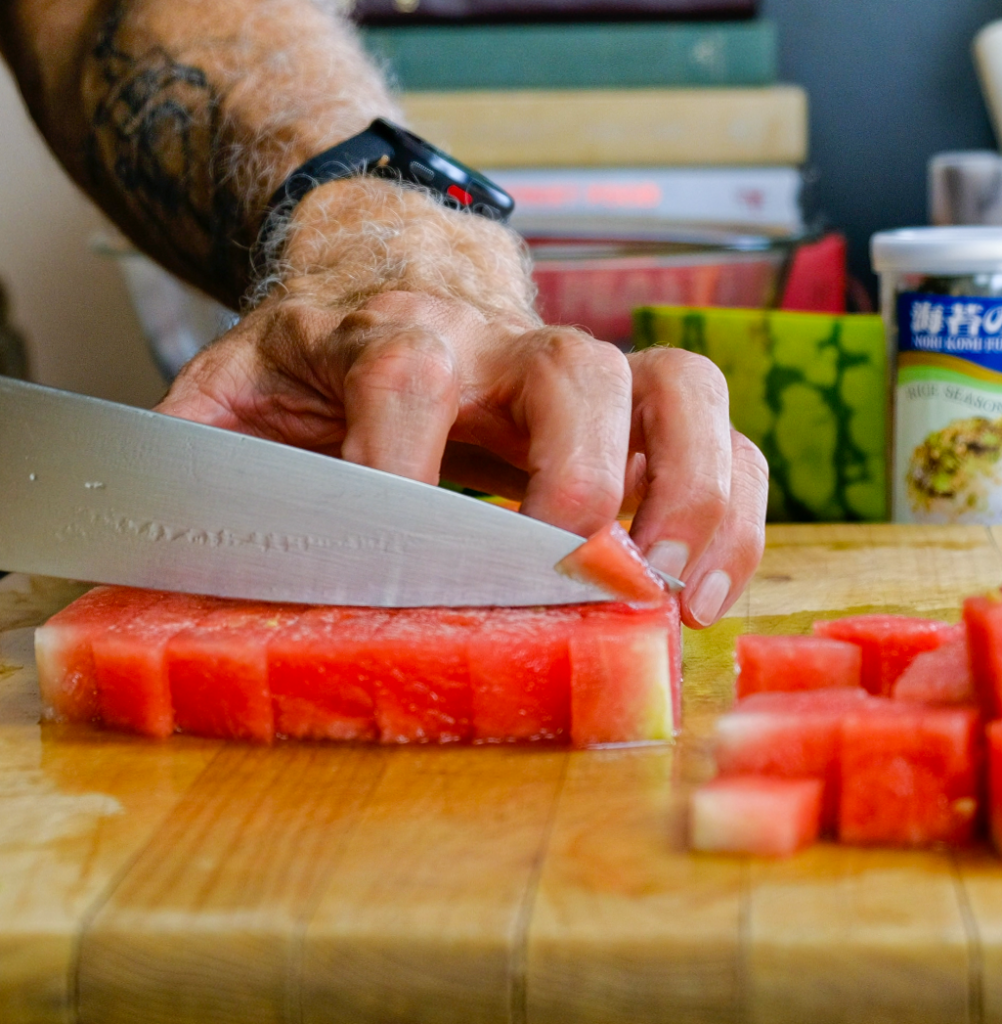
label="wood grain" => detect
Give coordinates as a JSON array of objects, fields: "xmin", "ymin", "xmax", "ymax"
[
  {"xmin": 301, "ymin": 747, "xmax": 567, "ymax": 1024},
  {"xmin": 526, "ymin": 746, "xmax": 744, "ymax": 1024},
  {"xmin": 746, "ymin": 846, "xmax": 972, "ymax": 1024},
  {"xmin": 0, "ymin": 627, "xmax": 218, "ymax": 1024},
  {"xmin": 3, "ymin": 525, "xmax": 1002, "ymax": 1023}
]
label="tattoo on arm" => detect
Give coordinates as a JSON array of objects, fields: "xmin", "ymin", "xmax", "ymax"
[{"xmin": 85, "ymin": 2, "xmax": 248, "ymax": 300}]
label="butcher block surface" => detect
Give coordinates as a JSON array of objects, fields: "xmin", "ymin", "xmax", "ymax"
[{"xmin": 4, "ymin": 524, "xmax": 1002, "ymax": 1023}]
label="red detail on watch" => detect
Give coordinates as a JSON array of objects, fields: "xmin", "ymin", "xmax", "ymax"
[{"xmin": 447, "ymin": 184, "xmax": 474, "ymax": 205}]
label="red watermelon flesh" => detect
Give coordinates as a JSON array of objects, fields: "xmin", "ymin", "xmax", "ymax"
[
  {"xmin": 267, "ymin": 607, "xmax": 383, "ymax": 742},
  {"xmin": 167, "ymin": 603, "xmax": 303, "ymax": 743},
  {"xmin": 812, "ymin": 615, "xmax": 963, "ymax": 696},
  {"xmin": 555, "ymin": 521, "xmax": 667, "ymax": 604},
  {"xmin": 838, "ymin": 702, "xmax": 981, "ymax": 847},
  {"xmin": 714, "ymin": 688, "xmax": 876, "ymax": 830},
  {"xmin": 37, "ymin": 587, "xmax": 683, "ymax": 747},
  {"xmin": 734, "ymin": 634, "xmax": 862, "ymax": 698},
  {"xmin": 689, "ymin": 776, "xmax": 824, "ymax": 856},
  {"xmin": 987, "ymin": 720, "xmax": 1002, "ymax": 854},
  {"xmin": 467, "ymin": 607, "xmax": 573, "ymax": 743},
  {"xmin": 569, "ymin": 598, "xmax": 680, "ymax": 746},
  {"xmin": 367, "ymin": 608, "xmax": 486, "ymax": 744},
  {"xmin": 91, "ymin": 592, "xmax": 219, "ymax": 738},
  {"xmin": 963, "ymin": 594, "xmax": 1002, "ymax": 718},
  {"xmin": 35, "ymin": 586, "xmax": 164, "ymax": 723},
  {"xmin": 892, "ymin": 638, "xmax": 975, "ymax": 707}
]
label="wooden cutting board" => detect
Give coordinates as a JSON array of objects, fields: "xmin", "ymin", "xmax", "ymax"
[{"xmin": 3, "ymin": 523, "xmax": 1002, "ymax": 1024}]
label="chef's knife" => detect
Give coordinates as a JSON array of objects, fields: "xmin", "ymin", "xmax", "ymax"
[{"xmin": 0, "ymin": 377, "xmax": 617, "ymax": 607}]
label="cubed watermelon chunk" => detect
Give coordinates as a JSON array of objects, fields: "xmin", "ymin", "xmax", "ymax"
[
  {"xmin": 987, "ymin": 720, "xmax": 1002, "ymax": 854},
  {"xmin": 364, "ymin": 608, "xmax": 484, "ymax": 744},
  {"xmin": 734, "ymin": 634, "xmax": 862, "ymax": 698},
  {"xmin": 963, "ymin": 594, "xmax": 1002, "ymax": 718},
  {"xmin": 714, "ymin": 688, "xmax": 875, "ymax": 830},
  {"xmin": 91, "ymin": 592, "xmax": 218, "ymax": 738},
  {"xmin": 167, "ymin": 603, "xmax": 303, "ymax": 743},
  {"xmin": 689, "ymin": 776, "xmax": 824, "ymax": 856},
  {"xmin": 467, "ymin": 608, "xmax": 573, "ymax": 743},
  {"xmin": 838, "ymin": 703, "xmax": 981, "ymax": 847},
  {"xmin": 267, "ymin": 607, "xmax": 384, "ymax": 742},
  {"xmin": 813, "ymin": 614, "xmax": 962, "ymax": 696},
  {"xmin": 35, "ymin": 586, "xmax": 164, "ymax": 723},
  {"xmin": 555, "ymin": 521, "xmax": 667, "ymax": 604},
  {"xmin": 569, "ymin": 598, "xmax": 681, "ymax": 746},
  {"xmin": 892, "ymin": 638, "xmax": 975, "ymax": 707}
]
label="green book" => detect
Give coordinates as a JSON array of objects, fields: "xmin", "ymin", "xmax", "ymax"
[
  {"xmin": 633, "ymin": 306, "xmax": 888, "ymax": 524},
  {"xmin": 361, "ymin": 20, "xmax": 777, "ymax": 90}
]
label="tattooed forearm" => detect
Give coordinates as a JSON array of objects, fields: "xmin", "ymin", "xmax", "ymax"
[
  {"xmin": 0, "ymin": 0, "xmax": 399, "ymax": 307},
  {"xmin": 85, "ymin": 2, "xmax": 247, "ymax": 297}
]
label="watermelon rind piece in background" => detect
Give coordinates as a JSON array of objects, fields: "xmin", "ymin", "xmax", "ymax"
[{"xmin": 632, "ymin": 305, "xmax": 887, "ymax": 523}]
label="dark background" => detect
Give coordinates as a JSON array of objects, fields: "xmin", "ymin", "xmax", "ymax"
[{"xmin": 761, "ymin": 0, "xmax": 1001, "ymax": 298}]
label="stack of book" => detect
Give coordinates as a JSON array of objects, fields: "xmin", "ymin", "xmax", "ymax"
[{"xmin": 350, "ymin": 0, "xmax": 835, "ymax": 347}]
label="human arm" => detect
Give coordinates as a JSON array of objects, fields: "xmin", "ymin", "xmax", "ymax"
[{"xmin": 0, "ymin": 0, "xmax": 768, "ymax": 627}]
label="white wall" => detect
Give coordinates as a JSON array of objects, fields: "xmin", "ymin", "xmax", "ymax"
[{"xmin": 0, "ymin": 62, "xmax": 166, "ymax": 407}]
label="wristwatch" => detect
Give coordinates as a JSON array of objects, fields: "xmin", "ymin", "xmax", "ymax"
[{"xmin": 254, "ymin": 118, "xmax": 515, "ymax": 270}]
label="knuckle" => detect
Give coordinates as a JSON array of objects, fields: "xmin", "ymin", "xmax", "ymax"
[
  {"xmin": 641, "ymin": 346, "xmax": 730, "ymax": 406},
  {"xmin": 349, "ymin": 330, "xmax": 458, "ymax": 403},
  {"xmin": 530, "ymin": 329, "xmax": 631, "ymax": 380}
]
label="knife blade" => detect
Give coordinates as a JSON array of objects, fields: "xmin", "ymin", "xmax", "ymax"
[{"xmin": 0, "ymin": 377, "xmax": 611, "ymax": 607}]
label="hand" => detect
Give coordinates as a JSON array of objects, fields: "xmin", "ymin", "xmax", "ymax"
[{"xmin": 157, "ymin": 180, "xmax": 768, "ymax": 629}]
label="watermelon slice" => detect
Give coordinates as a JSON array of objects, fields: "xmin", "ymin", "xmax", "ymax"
[
  {"xmin": 689, "ymin": 776, "xmax": 824, "ymax": 856},
  {"xmin": 734, "ymin": 634, "xmax": 862, "ymax": 698},
  {"xmin": 91, "ymin": 592, "xmax": 218, "ymax": 738},
  {"xmin": 714, "ymin": 688, "xmax": 875, "ymax": 830},
  {"xmin": 35, "ymin": 586, "xmax": 165, "ymax": 723},
  {"xmin": 812, "ymin": 614, "xmax": 962, "ymax": 696},
  {"xmin": 892, "ymin": 638, "xmax": 975, "ymax": 707},
  {"xmin": 267, "ymin": 607, "xmax": 384, "ymax": 742},
  {"xmin": 555, "ymin": 521, "xmax": 667, "ymax": 604},
  {"xmin": 167, "ymin": 603, "xmax": 303, "ymax": 743},
  {"xmin": 838, "ymin": 703, "xmax": 981, "ymax": 847},
  {"xmin": 37, "ymin": 586, "xmax": 683, "ymax": 747},
  {"xmin": 467, "ymin": 607, "xmax": 573, "ymax": 743},
  {"xmin": 569, "ymin": 598, "xmax": 680, "ymax": 746},
  {"xmin": 987, "ymin": 720, "xmax": 1002, "ymax": 854},
  {"xmin": 963, "ymin": 594, "xmax": 1002, "ymax": 718}
]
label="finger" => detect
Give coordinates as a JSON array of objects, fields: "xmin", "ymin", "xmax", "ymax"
[
  {"xmin": 512, "ymin": 329, "xmax": 633, "ymax": 536},
  {"xmin": 679, "ymin": 431, "xmax": 768, "ymax": 629},
  {"xmin": 626, "ymin": 347, "xmax": 733, "ymax": 581},
  {"xmin": 339, "ymin": 326, "xmax": 460, "ymax": 484}
]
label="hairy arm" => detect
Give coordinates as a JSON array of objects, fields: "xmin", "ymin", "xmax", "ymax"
[
  {"xmin": 0, "ymin": 0, "xmax": 531, "ymax": 311},
  {"xmin": 0, "ymin": 0, "xmax": 768, "ymax": 628}
]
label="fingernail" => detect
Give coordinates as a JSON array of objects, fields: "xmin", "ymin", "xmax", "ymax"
[
  {"xmin": 648, "ymin": 540, "xmax": 689, "ymax": 581},
  {"xmin": 690, "ymin": 570, "xmax": 732, "ymax": 627}
]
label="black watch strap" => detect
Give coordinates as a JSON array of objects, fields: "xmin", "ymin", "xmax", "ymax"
[{"xmin": 252, "ymin": 118, "xmax": 514, "ymax": 276}]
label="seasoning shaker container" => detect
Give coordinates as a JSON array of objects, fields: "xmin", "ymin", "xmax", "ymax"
[{"xmin": 872, "ymin": 227, "xmax": 1002, "ymax": 524}]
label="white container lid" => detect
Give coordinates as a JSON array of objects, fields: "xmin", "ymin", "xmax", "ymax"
[{"xmin": 872, "ymin": 226, "xmax": 1002, "ymax": 275}]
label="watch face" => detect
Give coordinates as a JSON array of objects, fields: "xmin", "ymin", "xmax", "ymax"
[{"xmin": 371, "ymin": 118, "xmax": 514, "ymax": 221}]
